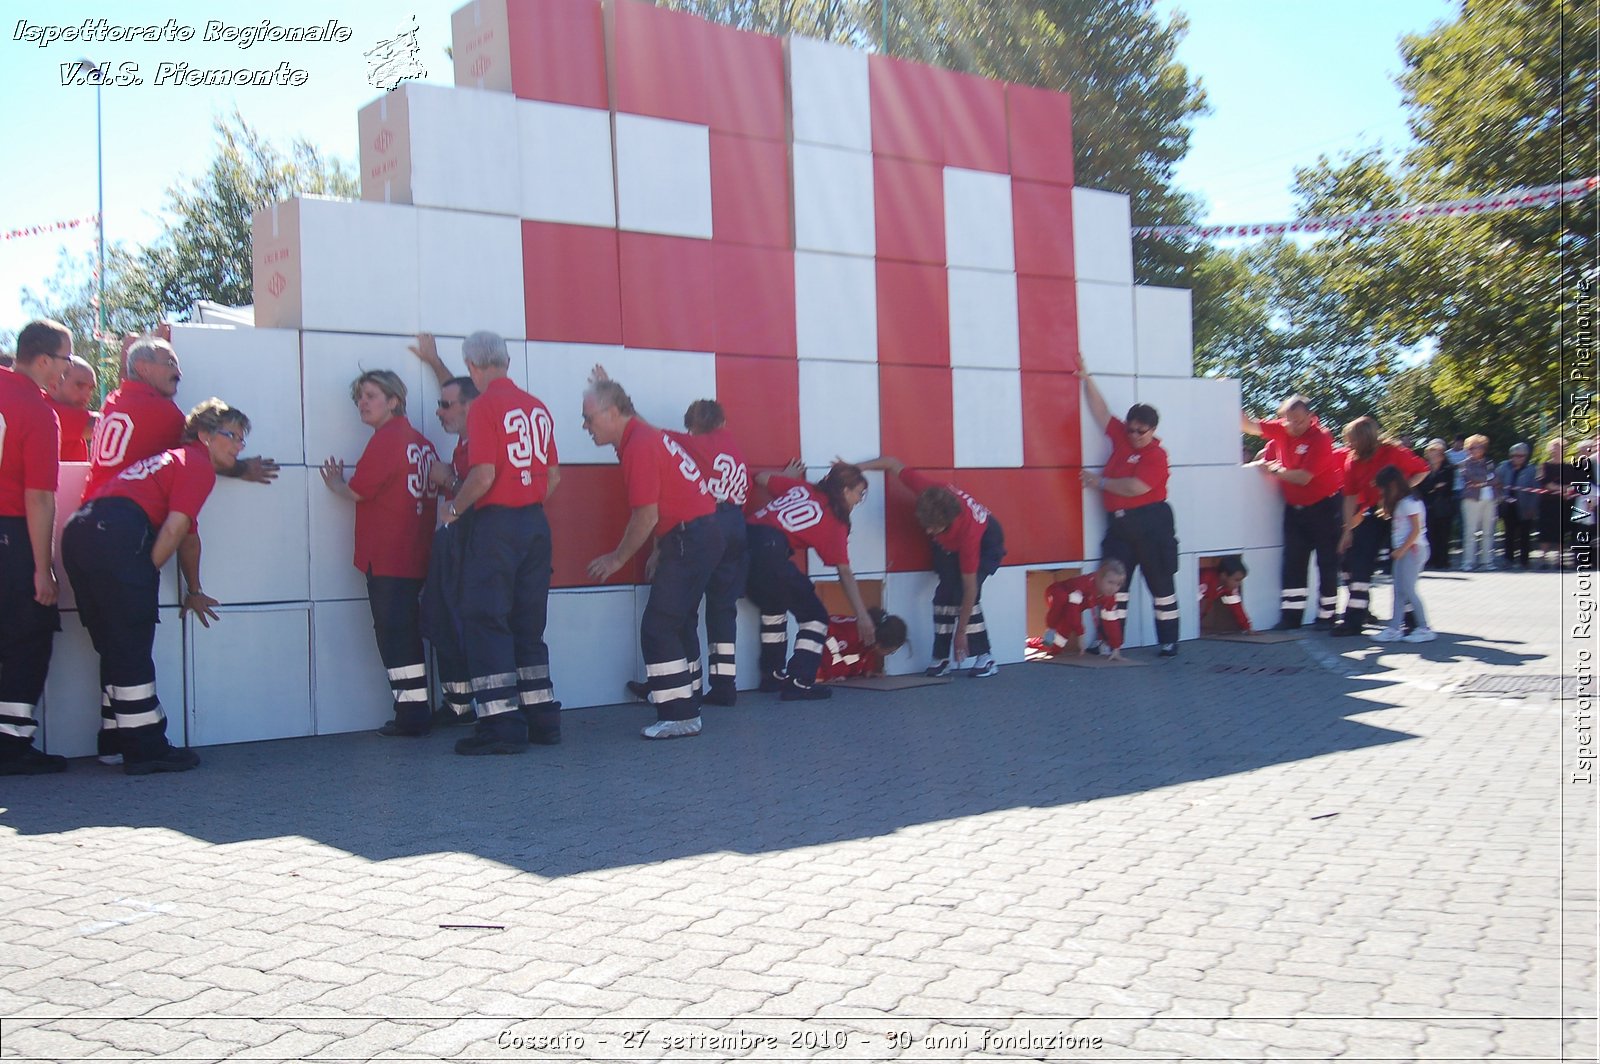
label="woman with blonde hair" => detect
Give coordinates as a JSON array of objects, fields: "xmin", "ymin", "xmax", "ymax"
[
  {"xmin": 321, "ymin": 369, "xmax": 441, "ymax": 737},
  {"xmin": 63, "ymin": 398, "xmax": 250, "ymax": 774}
]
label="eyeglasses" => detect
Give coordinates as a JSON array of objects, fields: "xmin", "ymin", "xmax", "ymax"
[
  {"xmin": 215, "ymin": 429, "xmax": 245, "ymax": 444},
  {"xmin": 1126, "ymin": 425, "xmax": 1154, "ymax": 437},
  {"xmin": 436, "ymin": 398, "xmax": 458, "ymax": 410}
]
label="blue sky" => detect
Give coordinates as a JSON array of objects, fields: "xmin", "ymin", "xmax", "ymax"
[{"xmin": 0, "ymin": 0, "xmax": 1459, "ymax": 332}]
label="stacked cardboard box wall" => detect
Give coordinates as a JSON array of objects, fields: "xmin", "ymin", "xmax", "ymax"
[{"xmin": 40, "ymin": 0, "xmax": 1286, "ymax": 755}]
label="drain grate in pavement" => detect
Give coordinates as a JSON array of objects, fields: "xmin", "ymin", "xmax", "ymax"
[
  {"xmin": 1209, "ymin": 664, "xmax": 1306, "ymax": 675},
  {"xmin": 1455, "ymin": 674, "xmax": 1583, "ymax": 699}
]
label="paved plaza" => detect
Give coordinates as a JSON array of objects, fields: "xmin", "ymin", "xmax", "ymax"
[{"xmin": 1, "ymin": 568, "xmax": 1594, "ymax": 1062}]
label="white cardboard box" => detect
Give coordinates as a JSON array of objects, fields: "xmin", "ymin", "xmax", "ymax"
[
  {"xmin": 1076, "ymin": 280, "xmax": 1137, "ymax": 376},
  {"xmin": 252, "ymin": 197, "xmax": 420, "ymax": 335},
  {"xmin": 615, "ymin": 113, "xmax": 713, "ymax": 239},
  {"xmin": 309, "ymin": 598, "xmax": 395, "ymax": 736},
  {"xmin": 799, "ymin": 360, "xmax": 879, "ymax": 466},
  {"xmin": 168, "ymin": 323, "xmax": 306, "ymax": 466},
  {"xmin": 1134, "ymin": 285, "xmax": 1195, "ymax": 379},
  {"xmin": 357, "ymin": 83, "xmax": 522, "ymax": 216},
  {"xmin": 795, "ymin": 251, "xmax": 878, "ymax": 363},
  {"xmin": 519, "ymin": 100, "xmax": 616, "ymax": 227},
  {"xmin": 188, "ymin": 604, "xmax": 314, "ymax": 746},
  {"xmin": 416, "ymin": 208, "xmax": 526, "ymax": 340},
  {"xmin": 948, "ymin": 268, "xmax": 1020, "ymax": 370},
  {"xmin": 793, "ymin": 143, "xmax": 876, "ymax": 257},
  {"xmin": 944, "ymin": 167, "xmax": 1015, "ymax": 271},
  {"xmin": 1071, "ymin": 187, "xmax": 1135, "ymax": 285},
  {"xmin": 788, "ymin": 35, "xmax": 872, "ymax": 152}
]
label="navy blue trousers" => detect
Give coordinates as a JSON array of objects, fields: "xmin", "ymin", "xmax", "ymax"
[
  {"xmin": 61, "ymin": 498, "xmax": 174, "ymax": 764},
  {"xmin": 930, "ymin": 517, "xmax": 1006, "ymax": 659},
  {"xmin": 642, "ymin": 515, "xmax": 723, "ymax": 721},
  {"xmin": 1102, "ymin": 502, "xmax": 1181, "ymax": 647},
  {"xmin": 745, "ymin": 524, "xmax": 829, "ymax": 688},
  {"xmin": 0, "ymin": 515, "xmax": 59, "ymax": 758},
  {"xmin": 367, "ymin": 573, "xmax": 429, "ymax": 732},
  {"xmin": 459, "ymin": 504, "xmax": 555, "ymax": 743},
  {"xmin": 702, "ymin": 503, "xmax": 747, "ymax": 695}
]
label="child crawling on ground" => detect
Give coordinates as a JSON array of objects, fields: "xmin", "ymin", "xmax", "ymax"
[
  {"xmin": 1198, "ymin": 555, "xmax": 1254, "ymax": 634},
  {"xmin": 1027, "ymin": 559, "xmax": 1127, "ymax": 661},
  {"xmin": 816, "ymin": 608, "xmax": 910, "ymax": 681}
]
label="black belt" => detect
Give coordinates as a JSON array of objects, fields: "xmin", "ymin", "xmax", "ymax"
[{"xmin": 666, "ymin": 512, "xmax": 716, "ymax": 536}]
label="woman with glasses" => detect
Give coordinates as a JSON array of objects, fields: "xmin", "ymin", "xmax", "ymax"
[
  {"xmin": 746, "ymin": 459, "xmax": 874, "ymax": 700},
  {"xmin": 1074, "ymin": 360, "xmax": 1181, "ymax": 656},
  {"xmin": 62, "ymin": 398, "xmax": 249, "ymax": 774},
  {"xmin": 320, "ymin": 370, "xmax": 441, "ymax": 738}
]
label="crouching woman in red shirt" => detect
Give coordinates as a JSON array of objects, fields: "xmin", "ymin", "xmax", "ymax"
[{"xmin": 62, "ymin": 398, "xmax": 249, "ymax": 775}]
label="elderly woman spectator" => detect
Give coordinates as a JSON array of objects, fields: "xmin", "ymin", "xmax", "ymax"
[
  {"xmin": 1496, "ymin": 443, "xmax": 1539, "ymax": 569},
  {"xmin": 1457, "ymin": 434, "xmax": 1500, "ymax": 571},
  {"xmin": 1418, "ymin": 439, "xmax": 1457, "ymax": 571},
  {"xmin": 1537, "ymin": 438, "xmax": 1580, "ymax": 568}
]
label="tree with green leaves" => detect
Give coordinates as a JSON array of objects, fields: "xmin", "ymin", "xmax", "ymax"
[{"xmin": 22, "ymin": 109, "xmax": 357, "ymax": 380}]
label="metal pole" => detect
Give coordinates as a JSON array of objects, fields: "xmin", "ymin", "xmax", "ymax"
[{"xmin": 95, "ymin": 72, "xmax": 104, "ymax": 342}]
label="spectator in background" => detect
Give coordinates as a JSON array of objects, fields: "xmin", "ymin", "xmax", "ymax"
[
  {"xmin": 47, "ymin": 355, "xmax": 98, "ymax": 462},
  {"xmin": 1536, "ymin": 437, "xmax": 1576, "ymax": 568},
  {"xmin": 1444, "ymin": 433, "xmax": 1468, "ymax": 556},
  {"xmin": 1496, "ymin": 443, "xmax": 1538, "ymax": 569},
  {"xmin": 1457, "ymin": 434, "xmax": 1500, "ymax": 571},
  {"xmin": 1418, "ymin": 439, "xmax": 1457, "ymax": 570}
]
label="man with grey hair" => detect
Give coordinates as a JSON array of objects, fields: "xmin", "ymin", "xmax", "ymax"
[
  {"xmin": 446, "ymin": 330, "xmax": 562, "ymax": 755},
  {"xmin": 84, "ymin": 335, "xmax": 278, "ymax": 499},
  {"xmin": 583, "ymin": 368, "xmax": 720, "ymax": 739},
  {"xmin": 81, "ymin": 334, "xmax": 278, "ymax": 764}
]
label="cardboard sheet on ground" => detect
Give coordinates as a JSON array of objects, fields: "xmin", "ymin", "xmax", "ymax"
[
  {"xmin": 1203, "ymin": 630, "xmax": 1304, "ymax": 644},
  {"xmin": 1030, "ymin": 651, "xmax": 1148, "ymax": 668},
  {"xmin": 831, "ymin": 674, "xmax": 955, "ymax": 691}
]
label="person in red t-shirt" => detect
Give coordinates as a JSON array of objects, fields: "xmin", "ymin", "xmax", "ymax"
[
  {"xmin": 409, "ymin": 333, "xmax": 480, "ymax": 728},
  {"xmin": 1075, "ymin": 360, "xmax": 1182, "ymax": 656},
  {"xmin": 1198, "ymin": 556, "xmax": 1253, "ymax": 634},
  {"xmin": 672, "ymin": 398, "xmax": 750, "ymax": 707},
  {"xmin": 746, "ymin": 459, "xmax": 874, "ymax": 700},
  {"xmin": 320, "ymin": 370, "xmax": 441, "ymax": 738},
  {"xmin": 48, "ymin": 355, "xmax": 98, "ymax": 462},
  {"xmin": 85, "ymin": 337, "xmax": 278, "ymax": 501},
  {"xmin": 1027, "ymin": 559, "xmax": 1127, "ymax": 659},
  {"xmin": 857, "ymin": 456, "xmax": 1007, "ymax": 678},
  {"xmin": 0, "ymin": 320, "xmax": 69, "ymax": 776},
  {"xmin": 62, "ymin": 398, "xmax": 249, "ymax": 775},
  {"xmin": 815, "ymin": 609, "xmax": 909, "ymax": 681},
  {"xmin": 446, "ymin": 331, "xmax": 561, "ymax": 755},
  {"xmin": 583, "ymin": 374, "xmax": 722, "ymax": 739},
  {"xmin": 1334, "ymin": 416, "xmax": 1429, "ymax": 635},
  {"xmin": 1242, "ymin": 395, "xmax": 1345, "ymax": 629}
]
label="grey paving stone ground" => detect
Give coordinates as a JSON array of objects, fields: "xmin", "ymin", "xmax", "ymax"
[{"xmin": 0, "ymin": 568, "xmax": 1594, "ymax": 1062}]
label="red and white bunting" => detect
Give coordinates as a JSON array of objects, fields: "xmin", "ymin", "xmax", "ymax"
[
  {"xmin": 1133, "ymin": 177, "xmax": 1598, "ymax": 240},
  {"xmin": 1, "ymin": 213, "xmax": 102, "ymax": 242}
]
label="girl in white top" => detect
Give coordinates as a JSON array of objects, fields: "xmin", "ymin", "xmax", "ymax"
[{"xmin": 1376, "ymin": 465, "xmax": 1435, "ymax": 642}]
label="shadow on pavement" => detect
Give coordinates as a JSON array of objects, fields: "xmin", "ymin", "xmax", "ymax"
[{"xmin": 0, "ymin": 637, "xmax": 1435, "ymax": 876}]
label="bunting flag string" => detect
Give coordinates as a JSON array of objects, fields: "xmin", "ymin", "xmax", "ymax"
[
  {"xmin": 1, "ymin": 213, "xmax": 102, "ymax": 242},
  {"xmin": 1133, "ymin": 176, "xmax": 1597, "ymax": 240}
]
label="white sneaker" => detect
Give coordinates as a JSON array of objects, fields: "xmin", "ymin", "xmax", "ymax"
[
  {"xmin": 969, "ymin": 655, "xmax": 998, "ymax": 678},
  {"xmin": 1372, "ymin": 627, "xmax": 1405, "ymax": 642},
  {"xmin": 925, "ymin": 659, "xmax": 952, "ymax": 678},
  {"xmin": 1403, "ymin": 627, "xmax": 1437, "ymax": 643},
  {"xmin": 641, "ymin": 717, "xmax": 702, "ymax": 740},
  {"xmin": 97, "ymin": 753, "xmax": 123, "ymax": 766}
]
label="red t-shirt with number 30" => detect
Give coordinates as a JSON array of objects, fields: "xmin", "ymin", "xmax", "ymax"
[
  {"xmin": 465, "ymin": 377, "xmax": 558, "ymax": 509},
  {"xmin": 349, "ymin": 415, "xmax": 439, "ymax": 579}
]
